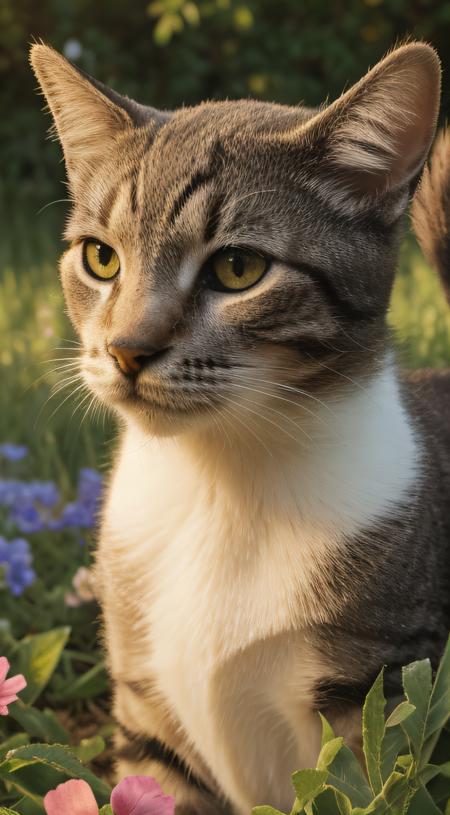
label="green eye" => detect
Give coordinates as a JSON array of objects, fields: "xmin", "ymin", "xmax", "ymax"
[
  {"xmin": 205, "ymin": 248, "xmax": 269, "ymax": 292},
  {"xmin": 83, "ymin": 239, "xmax": 120, "ymax": 280}
]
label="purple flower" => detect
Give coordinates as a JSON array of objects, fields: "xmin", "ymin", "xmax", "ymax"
[
  {"xmin": 28, "ymin": 481, "xmax": 60, "ymax": 508},
  {"xmin": 0, "ymin": 537, "xmax": 36, "ymax": 596},
  {"xmin": 51, "ymin": 501, "xmax": 92, "ymax": 529},
  {"xmin": 0, "ymin": 479, "xmax": 59, "ymax": 509},
  {"xmin": 0, "ymin": 444, "xmax": 28, "ymax": 462},
  {"xmin": 9, "ymin": 503, "xmax": 46, "ymax": 533},
  {"xmin": 0, "ymin": 469, "xmax": 102, "ymax": 533}
]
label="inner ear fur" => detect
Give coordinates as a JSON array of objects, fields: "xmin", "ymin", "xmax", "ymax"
[
  {"xmin": 302, "ymin": 43, "xmax": 441, "ymax": 199},
  {"xmin": 30, "ymin": 43, "xmax": 151, "ymax": 180}
]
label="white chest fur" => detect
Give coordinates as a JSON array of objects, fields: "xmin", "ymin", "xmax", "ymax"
[{"xmin": 101, "ymin": 365, "xmax": 419, "ymax": 812}]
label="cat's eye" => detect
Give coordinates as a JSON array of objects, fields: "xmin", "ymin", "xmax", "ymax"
[
  {"xmin": 82, "ymin": 239, "xmax": 120, "ymax": 281},
  {"xmin": 205, "ymin": 248, "xmax": 268, "ymax": 292}
]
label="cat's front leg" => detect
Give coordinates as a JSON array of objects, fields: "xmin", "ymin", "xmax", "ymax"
[
  {"xmin": 96, "ymin": 564, "xmax": 231, "ymax": 814},
  {"xmin": 114, "ymin": 683, "xmax": 232, "ymax": 815}
]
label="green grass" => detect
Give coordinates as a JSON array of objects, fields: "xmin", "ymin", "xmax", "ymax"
[
  {"xmin": 391, "ymin": 237, "xmax": 450, "ymax": 369},
  {"xmin": 0, "ymin": 194, "xmax": 113, "ymax": 487}
]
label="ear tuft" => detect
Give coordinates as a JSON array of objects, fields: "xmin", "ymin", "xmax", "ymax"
[{"xmin": 307, "ymin": 42, "xmax": 441, "ymax": 199}]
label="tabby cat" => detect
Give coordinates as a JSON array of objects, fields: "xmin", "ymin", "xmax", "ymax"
[{"xmin": 31, "ymin": 41, "xmax": 450, "ymax": 814}]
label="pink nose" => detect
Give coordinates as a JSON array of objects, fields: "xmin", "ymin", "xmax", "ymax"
[{"xmin": 108, "ymin": 344, "xmax": 166, "ymax": 375}]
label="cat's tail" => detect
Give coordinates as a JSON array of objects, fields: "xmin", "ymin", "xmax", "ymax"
[{"xmin": 412, "ymin": 128, "xmax": 450, "ymax": 305}]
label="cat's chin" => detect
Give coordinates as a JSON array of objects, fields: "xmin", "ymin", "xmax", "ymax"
[{"xmin": 113, "ymin": 395, "xmax": 213, "ymax": 437}]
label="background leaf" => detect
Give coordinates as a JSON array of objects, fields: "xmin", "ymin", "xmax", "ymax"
[
  {"xmin": 8, "ymin": 629, "xmax": 70, "ymax": 705},
  {"xmin": 0, "ymin": 743, "xmax": 111, "ymax": 806},
  {"xmin": 362, "ymin": 670, "xmax": 385, "ymax": 795}
]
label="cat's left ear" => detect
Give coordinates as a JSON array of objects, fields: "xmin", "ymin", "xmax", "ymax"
[
  {"xmin": 30, "ymin": 43, "xmax": 161, "ymax": 184},
  {"xmin": 300, "ymin": 42, "xmax": 441, "ymax": 206}
]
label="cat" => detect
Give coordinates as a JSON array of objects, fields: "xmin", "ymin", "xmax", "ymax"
[{"xmin": 31, "ymin": 41, "xmax": 450, "ymax": 814}]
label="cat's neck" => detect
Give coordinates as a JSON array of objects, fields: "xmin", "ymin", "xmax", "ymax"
[{"xmin": 122, "ymin": 360, "xmax": 420, "ymax": 539}]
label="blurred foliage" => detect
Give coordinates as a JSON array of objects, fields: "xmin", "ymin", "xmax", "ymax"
[{"xmin": 1, "ymin": 0, "xmax": 450, "ymax": 201}]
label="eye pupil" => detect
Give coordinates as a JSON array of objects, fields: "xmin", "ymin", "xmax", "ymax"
[
  {"xmin": 98, "ymin": 243, "xmax": 112, "ymax": 266},
  {"xmin": 232, "ymin": 253, "xmax": 245, "ymax": 278}
]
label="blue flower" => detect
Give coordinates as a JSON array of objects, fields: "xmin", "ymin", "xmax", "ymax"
[
  {"xmin": 9, "ymin": 503, "xmax": 46, "ymax": 533},
  {"xmin": 0, "ymin": 469, "xmax": 102, "ymax": 534},
  {"xmin": 0, "ymin": 536, "xmax": 36, "ymax": 596},
  {"xmin": 0, "ymin": 444, "xmax": 29, "ymax": 462},
  {"xmin": 0, "ymin": 479, "xmax": 59, "ymax": 509},
  {"xmin": 28, "ymin": 481, "xmax": 60, "ymax": 508}
]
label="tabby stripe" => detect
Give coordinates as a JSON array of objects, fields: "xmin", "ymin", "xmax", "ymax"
[
  {"xmin": 169, "ymin": 170, "xmax": 213, "ymax": 226},
  {"xmin": 117, "ymin": 723, "xmax": 213, "ymax": 795},
  {"xmin": 130, "ymin": 167, "xmax": 139, "ymax": 214},
  {"xmin": 298, "ymin": 263, "xmax": 381, "ymax": 322}
]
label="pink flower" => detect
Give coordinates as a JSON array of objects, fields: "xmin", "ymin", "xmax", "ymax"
[
  {"xmin": 44, "ymin": 776, "xmax": 175, "ymax": 815},
  {"xmin": 0, "ymin": 656, "xmax": 26, "ymax": 715},
  {"xmin": 44, "ymin": 779, "xmax": 98, "ymax": 815},
  {"xmin": 111, "ymin": 776, "xmax": 174, "ymax": 815}
]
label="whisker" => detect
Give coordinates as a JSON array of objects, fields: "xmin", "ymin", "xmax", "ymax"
[
  {"xmin": 37, "ymin": 198, "xmax": 71, "ymax": 215},
  {"xmin": 219, "ymin": 399, "xmax": 273, "ymax": 459},
  {"xmin": 219, "ymin": 188, "xmax": 279, "ymax": 217},
  {"xmin": 226, "ymin": 383, "xmax": 315, "ymax": 447},
  {"xmin": 229, "ymin": 370, "xmax": 339, "ymax": 423}
]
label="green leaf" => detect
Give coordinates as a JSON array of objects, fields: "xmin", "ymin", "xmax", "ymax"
[
  {"xmin": 400, "ymin": 638, "xmax": 450, "ymax": 771},
  {"xmin": 71, "ymin": 735, "xmax": 106, "ymax": 763},
  {"xmin": 252, "ymin": 808, "xmax": 287, "ymax": 815},
  {"xmin": 319, "ymin": 714, "xmax": 336, "ymax": 748},
  {"xmin": 292, "ymin": 769, "xmax": 328, "ymax": 808},
  {"xmin": 326, "ymin": 745, "xmax": 372, "ymax": 808},
  {"xmin": 52, "ymin": 661, "xmax": 108, "ymax": 702},
  {"xmin": 9, "ymin": 702, "xmax": 69, "ymax": 743},
  {"xmin": 423, "ymin": 636, "xmax": 450, "ymax": 764},
  {"xmin": 352, "ymin": 770, "xmax": 413, "ymax": 815},
  {"xmin": 99, "ymin": 808, "xmax": 113, "ymax": 815},
  {"xmin": 362, "ymin": 669, "xmax": 386, "ymax": 795},
  {"xmin": 0, "ymin": 733, "xmax": 29, "ymax": 758},
  {"xmin": 9, "ymin": 629, "xmax": 70, "ymax": 705},
  {"xmin": 385, "ymin": 702, "xmax": 416, "ymax": 728},
  {"xmin": 317, "ymin": 738, "xmax": 344, "ymax": 771},
  {"xmin": 419, "ymin": 761, "xmax": 450, "ymax": 785},
  {"xmin": 407, "ymin": 784, "xmax": 444, "ymax": 815},
  {"xmin": 380, "ymin": 725, "xmax": 409, "ymax": 783},
  {"xmin": 401, "ymin": 657, "xmax": 432, "ymax": 762},
  {"xmin": 0, "ymin": 743, "xmax": 111, "ymax": 805},
  {"xmin": 0, "ymin": 808, "xmax": 21, "ymax": 814},
  {"xmin": 12, "ymin": 798, "xmax": 45, "ymax": 815},
  {"xmin": 311, "ymin": 788, "xmax": 352, "ymax": 815}
]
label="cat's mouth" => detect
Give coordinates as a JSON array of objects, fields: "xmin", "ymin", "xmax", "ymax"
[{"xmin": 83, "ymin": 361, "xmax": 221, "ymax": 429}]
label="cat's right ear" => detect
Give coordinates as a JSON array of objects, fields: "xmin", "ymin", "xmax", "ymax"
[{"xmin": 30, "ymin": 43, "xmax": 157, "ymax": 184}]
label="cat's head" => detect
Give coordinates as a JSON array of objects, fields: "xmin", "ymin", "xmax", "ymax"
[{"xmin": 31, "ymin": 43, "xmax": 440, "ymax": 438}]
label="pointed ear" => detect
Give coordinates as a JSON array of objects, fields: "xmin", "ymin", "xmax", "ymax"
[
  {"xmin": 303, "ymin": 43, "xmax": 441, "ymax": 204},
  {"xmin": 30, "ymin": 43, "xmax": 151, "ymax": 182}
]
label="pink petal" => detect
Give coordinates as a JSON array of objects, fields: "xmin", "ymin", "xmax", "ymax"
[
  {"xmin": 1, "ymin": 674, "xmax": 26, "ymax": 695},
  {"xmin": 0, "ymin": 705, "xmax": 9, "ymax": 715},
  {"xmin": 0, "ymin": 657, "xmax": 10, "ymax": 684},
  {"xmin": 111, "ymin": 776, "xmax": 175, "ymax": 815},
  {"xmin": 0, "ymin": 692, "xmax": 21, "ymax": 708},
  {"xmin": 44, "ymin": 779, "xmax": 99, "ymax": 815}
]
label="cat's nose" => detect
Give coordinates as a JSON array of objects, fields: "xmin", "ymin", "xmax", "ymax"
[{"xmin": 107, "ymin": 343, "xmax": 169, "ymax": 376}]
